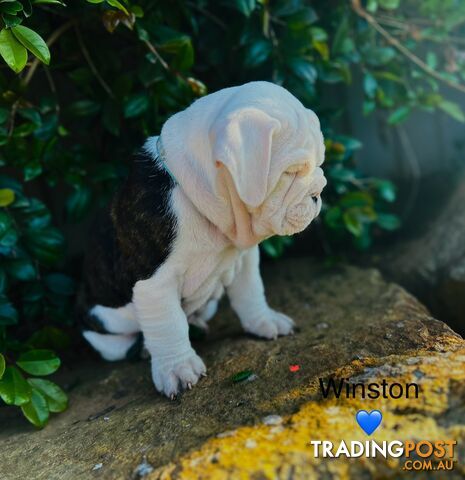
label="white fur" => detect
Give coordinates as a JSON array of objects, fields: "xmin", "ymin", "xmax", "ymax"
[
  {"xmin": 82, "ymin": 331, "xmax": 138, "ymax": 361},
  {"xmin": 159, "ymin": 81, "xmax": 326, "ymax": 248},
  {"xmin": 188, "ymin": 299, "xmax": 218, "ymax": 330},
  {"xmin": 85, "ymin": 81, "xmax": 326, "ymax": 398},
  {"xmin": 90, "ymin": 304, "xmax": 138, "ymax": 334}
]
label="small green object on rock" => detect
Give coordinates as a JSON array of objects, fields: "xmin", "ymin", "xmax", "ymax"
[{"xmin": 232, "ymin": 369, "xmax": 254, "ymax": 383}]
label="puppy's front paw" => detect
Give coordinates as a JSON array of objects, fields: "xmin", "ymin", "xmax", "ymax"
[
  {"xmin": 151, "ymin": 351, "xmax": 206, "ymax": 399},
  {"xmin": 243, "ymin": 309, "xmax": 295, "ymax": 340}
]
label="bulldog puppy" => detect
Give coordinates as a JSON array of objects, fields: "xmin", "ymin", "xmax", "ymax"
[{"xmin": 79, "ymin": 81, "xmax": 326, "ymax": 398}]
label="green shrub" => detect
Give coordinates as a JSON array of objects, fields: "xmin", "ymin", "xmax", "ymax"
[{"xmin": 1, "ymin": 0, "xmax": 464, "ymax": 426}]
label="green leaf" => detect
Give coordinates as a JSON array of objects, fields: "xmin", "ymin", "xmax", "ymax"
[
  {"xmin": 364, "ymin": 46, "xmax": 395, "ymax": 66},
  {"xmin": 232, "ymin": 0, "xmax": 256, "ymax": 16},
  {"xmin": 329, "ymin": 167, "xmax": 355, "ymax": 182},
  {"xmin": 340, "ymin": 191, "xmax": 374, "ymax": 208},
  {"xmin": 68, "ymin": 100, "xmax": 100, "ymax": 117},
  {"xmin": 377, "ymin": 180, "xmax": 396, "ymax": 202},
  {"xmin": 0, "ymin": 226, "xmax": 17, "ymax": 248},
  {"xmin": 261, "ymin": 236, "xmax": 292, "ymax": 258},
  {"xmin": 11, "ymin": 25, "xmax": 50, "ymax": 65},
  {"xmin": 123, "ymin": 93, "xmax": 149, "ymax": 118},
  {"xmin": 106, "ymin": 0, "xmax": 128, "ymax": 14},
  {"xmin": 0, "ymin": 188, "xmax": 15, "ymax": 207},
  {"xmin": 0, "ymin": 297, "xmax": 18, "ymax": 325},
  {"xmin": 377, "ymin": 213, "xmax": 401, "ymax": 231},
  {"xmin": 388, "ymin": 105, "xmax": 411, "ymax": 124},
  {"xmin": 363, "ymin": 72, "xmax": 377, "ymax": 98},
  {"xmin": 353, "ymin": 224, "xmax": 372, "ymax": 251},
  {"xmin": 363, "ymin": 100, "xmax": 375, "ymax": 115},
  {"xmin": 33, "ymin": 113, "xmax": 58, "ymax": 140},
  {"xmin": 66, "ymin": 186, "xmax": 92, "ymax": 222},
  {"xmin": 21, "ymin": 388, "xmax": 49, "ymax": 427},
  {"xmin": 32, "ymin": 0, "xmax": 66, "ymax": 4},
  {"xmin": 26, "ymin": 227, "xmax": 64, "ymax": 266},
  {"xmin": 22, "ymin": 0, "xmax": 33, "ymax": 17},
  {"xmin": 310, "ymin": 27, "xmax": 328, "ymax": 42},
  {"xmin": 333, "ymin": 135, "xmax": 363, "ymax": 151},
  {"xmin": 20, "ymin": 198, "xmax": 51, "ymax": 230},
  {"xmin": 0, "ymin": 1, "xmax": 23, "ymax": 14},
  {"xmin": 343, "ymin": 210, "xmax": 363, "ymax": 237},
  {"xmin": 27, "ymin": 378, "xmax": 68, "ymax": 413},
  {"xmin": 367, "ymin": 0, "xmax": 378, "ymax": 12},
  {"xmin": 13, "ymin": 122, "xmax": 38, "ymax": 138},
  {"xmin": 379, "ymin": 0, "xmax": 400, "ymax": 9},
  {"xmin": 243, "ymin": 39, "xmax": 272, "ymax": 69},
  {"xmin": 18, "ymin": 108, "xmax": 41, "ymax": 126},
  {"xmin": 2, "ymin": 13, "xmax": 22, "ymax": 28},
  {"xmin": 0, "ymin": 107, "xmax": 9, "ymax": 124},
  {"xmin": 231, "ymin": 369, "xmax": 254, "ymax": 383},
  {"xmin": 131, "ymin": 5, "xmax": 143, "ymax": 17},
  {"xmin": 0, "ymin": 353, "xmax": 5, "ymax": 380},
  {"xmin": 324, "ymin": 206, "xmax": 342, "ymax": 229},
  {"xmin": 0, "ymin": 28, "xmax": 27, "ymax": 73},
  {"xmin": 6, "ymin": 258, "xmax": 36, "ymax": 281},
  {"xmin": 157, "ymin": 31, "xmax": 194, "ymax": 70},
  {"xmin": 0, "ymin": 210, "xmax": 12, "ymax": 236},
  {"xmin": 284, "ymin": 7, "xmax": 318, "ymax": 29},
  {"xmin": 288, "ymin": 58, "xmax": 317, "ymax": 84},
  {"xmin": 0, "ymin": 366, "xmax": 32, "ymax": 405},
  {"xmin": 27, "ymin": 326, "xmax": 71, "ymax": 350},
  {"xmin": 332, "ymin": 15, "xmax": 352, "ymax": 55},
  {"xmin": 426, "ymin": 51, "xmax": 437, "ymax": 70},
  {"xmin": 17, "ymin": 349, "xmax": 61, "ymax": 376},
  {"xmin": 24, "ymin": 162, "xmax": 42, "ymax": 181},
  {"xmin": 438, "ymin": 100, "xmax": 465, "ymax": 123},
  {"xmin": 261, "ymin": 239, "xmax": 279, "ymax": 258}
]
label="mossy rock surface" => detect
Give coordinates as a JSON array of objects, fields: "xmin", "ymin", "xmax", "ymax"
[{"xmin": 1, "ymin": 259, "xmax": 463, "ymax": 479}]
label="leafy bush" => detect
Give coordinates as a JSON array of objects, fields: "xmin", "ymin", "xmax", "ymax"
[{"xmin": 1, "ymin": 0, "xmax": 464, "ymax": 426}]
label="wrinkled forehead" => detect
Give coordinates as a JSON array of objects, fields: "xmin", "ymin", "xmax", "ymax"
[{"xmin": 270, "ymin": 108, "xmax": 324, "ymax": 174}]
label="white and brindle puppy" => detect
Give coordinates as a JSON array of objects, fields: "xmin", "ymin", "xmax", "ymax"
[{"xmin": 79, "ymin": 81, "xmax": 326, "ymax": 398}]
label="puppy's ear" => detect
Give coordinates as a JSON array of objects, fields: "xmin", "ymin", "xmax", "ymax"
[{"xmin": 212, "ymin": 108, "xmax": 280, "ymax": 207}]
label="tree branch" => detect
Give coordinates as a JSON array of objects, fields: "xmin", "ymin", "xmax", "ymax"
[
  {"xmin": 143, "ymin": 39, "xmax": 170, "ymax": 71},
  {"xmin": 75, "ymin": 26, "xmax": 115, "ymax": 99},
  {"xmin": 186, "ymin": 1, "xmax": 227, "ymax": 30},
  {"xmin": 142, "ymin": 39, "xmax": 191, "ymax": 85},
  {"xmin": 351, "ymin": 0, "xmax": 465, "ymax": 95},
  {"xmin": 24, "ymin": 20, "xmax": 75, "ymax": 86}
]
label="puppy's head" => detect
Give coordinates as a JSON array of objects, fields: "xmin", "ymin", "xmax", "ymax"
[{"xmin": 211, "ymin": 87, "xmax": 326, "ymax": 243}]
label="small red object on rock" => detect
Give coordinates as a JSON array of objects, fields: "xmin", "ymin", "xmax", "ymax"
[{"xmin": 289, "ymin": 364, "xmax": 300, "ymax": 372}]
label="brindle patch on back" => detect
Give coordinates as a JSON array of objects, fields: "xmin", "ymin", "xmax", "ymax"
[{"xmin": 77, "ymin": 151, "xmax": 176, "ymax": 328}]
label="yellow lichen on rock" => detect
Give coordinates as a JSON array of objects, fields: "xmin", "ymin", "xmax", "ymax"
[{"xmin": 154, "ymin": 348, "xmax": 465, "ymax": 480}]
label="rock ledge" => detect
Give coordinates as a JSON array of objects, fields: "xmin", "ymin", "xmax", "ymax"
[{"xmin": 0, "ymin": 259, "xmax": 463, "ymax": 479}]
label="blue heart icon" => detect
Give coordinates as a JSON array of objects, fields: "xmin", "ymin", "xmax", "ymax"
[{"xmin": 356, "ymin": 410, "xmax": 382, "ymax": 435}]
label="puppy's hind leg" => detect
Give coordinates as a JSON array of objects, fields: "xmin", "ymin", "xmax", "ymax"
[
  {"xmin": 83, "ymin": 303, "xmax": 141, "ymax": 361},
  {"xmin": 188, "ymin": 299, "xmax": 218, "ymax": 331},
  {"xmin": 90, "ymin": 303, "xmax": 140, "ymax": 334},
  {"xmin": 82, "ymin": 330, "xmax": 139, "ymax": 361}
]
